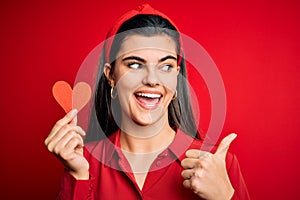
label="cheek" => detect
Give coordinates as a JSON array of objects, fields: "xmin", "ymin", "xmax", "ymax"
[
  {"xmin": 159, "ymin": 72, "xmax": 178, "ymax": 92},
  {"xmin": 115, "ymin": 71, "xmax": 143, "ymax": 109},
  {"xmin": 116, "ymin": 71, "xmax": 143, "ymax": 91}
]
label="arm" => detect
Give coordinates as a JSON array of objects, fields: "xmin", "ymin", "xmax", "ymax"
[
  {"xmin": 57, "ymin": 167, "xmax": 95, "ymax": 200},
  {"xmin": 45, "ymin": 110, "xmax": 93, "ymax": 199},
  {"xmin": 226, "ymin": 153, "xmax": 250, "ymax": 200}
]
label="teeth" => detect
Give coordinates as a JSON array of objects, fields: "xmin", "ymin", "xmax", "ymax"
[{"xmin": 136, "ymin": 93, "xmax": 161, "ymax": 98}]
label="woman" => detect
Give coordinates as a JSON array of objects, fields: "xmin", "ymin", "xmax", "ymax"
[{"xmin": 45, "ymin": 4, "xmax": 250, "ymax": 200}]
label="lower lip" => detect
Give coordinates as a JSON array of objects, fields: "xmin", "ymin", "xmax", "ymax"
[{"xmin": 134, "ymin": 95, "xmax": 161, "ymax": 110}]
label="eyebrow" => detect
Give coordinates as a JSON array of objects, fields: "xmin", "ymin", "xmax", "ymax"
[
  {"xmin": 159, "ymin": 55, "xmax": 177, "ymax": 62},
  {"xmin": 122, "ymin": 56, "xmax": 146, "ymax": 63},
  {"xmin": 122, "ymin": 55, "xmax": 177, "ymax": 63}
]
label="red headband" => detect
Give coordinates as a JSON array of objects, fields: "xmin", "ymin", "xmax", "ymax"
[{"xmin": 104, "ymin": 4, "xmax": 182, "ymax": 64}]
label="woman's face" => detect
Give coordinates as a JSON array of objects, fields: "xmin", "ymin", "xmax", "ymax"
[{"xmin": 106, "ymin": 34, "xmax": 179, "ymax": 127}]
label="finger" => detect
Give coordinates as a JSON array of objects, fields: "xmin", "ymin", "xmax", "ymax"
[
  {"xmin": 46, "ymin": 124, "xmax": 75, "ymax": 149},
  {"xmin": 46, "ymin": 124, "xmax": 85, "ymax": 146},
  {"xmin": 183, "ymin": 179, "xmax": 192, "ymax": 189},
  {"xmin": 54, "ymin": 125, "xmax": 85, "ymax": 143},
  {"xmin": 53, "ymin": 131, "xmax": 84, "ymax": 154},
  {"xmin": 181, "ymin": 157, "xmax": 202, "ymax": 169},
  {"xmin": 46, "ymin": 125, "xmax": 85, "ymax": 150},
  {"xmin": 47, "ymin": 109, "xmax": 78, "ymax": 140},
  {"xmin": 52, "ymin": 109, "xmax": 78, "ymax": 133},
  {"xmin": 181, "ymin": 169, "xmax": 195, "ymax": 179},
  {"xmin": 59, "ymin": 137, "xmax": 84, "ymax": 160},
  {"xmin": 215, "ymin": 133, "xmax": 237, "ymax": 158},
  {"xmin": 70, "ymin": 115, "xmax": 77, "ymax": 126},
  {"xmin": 186, "ymin": 149, "xmax": 212, "ymax": 159},
  {"xmin": 48, "ymin": 130, "xmax": 75, "ymax": 153},
  {"xmin": 183, "ymin": 178, "xmax": 202, "ymax": 194}
]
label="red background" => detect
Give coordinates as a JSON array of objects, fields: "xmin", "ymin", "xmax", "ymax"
[{"xmin": 1, "ymin": 0, "xmax": 299, "ymax": 199}]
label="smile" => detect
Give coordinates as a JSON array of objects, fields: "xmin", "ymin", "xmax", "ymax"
[{"xmin": 134, "ymin": 92, "xmax": 162, "ymax": 110}]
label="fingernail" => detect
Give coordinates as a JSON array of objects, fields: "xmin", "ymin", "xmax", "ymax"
[
  {"xmin": 230, "ymin": 133, "xmax": 238, "ymax": 140},
  {"xmin": 73, "ymin": 116, "xmax": 77, "ymax": 125},
  {"xmin": 70, "ymin": 109, "xmax": 78, "ymax": 116},
  {"xmin": 80, "ymin": 127, "xmax": 86, "ymax": 136}
]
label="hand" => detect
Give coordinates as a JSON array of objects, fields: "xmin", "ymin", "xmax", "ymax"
[
  {"xmin": 44, "ymin": 109, "xmax": 89, "ymax": 180},
  {"xmin": 181, "ymin": 133, "xmax": 237, "ymax": 200}
]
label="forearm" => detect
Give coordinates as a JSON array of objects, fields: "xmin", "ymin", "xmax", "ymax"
[{"xmin": 58, "ymin": 170, "xmax": 94, "ymax": 200}]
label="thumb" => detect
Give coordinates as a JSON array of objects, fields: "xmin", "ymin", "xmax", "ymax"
[
  {"xmin": 70, "ymin": 115, "xmax": 77, "ymax": 126},
  {"xmin": 68, "ymin": 109, "xmax": 78, "ymax": 126},
  {"xmin": 215, "ymin": 133, "xmax": 237, "ymax": 158}
]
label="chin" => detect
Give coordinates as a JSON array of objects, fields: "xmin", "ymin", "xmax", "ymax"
[{"xmin": 131, "ymin": 114, "xmax": 154, "ymax": 126}]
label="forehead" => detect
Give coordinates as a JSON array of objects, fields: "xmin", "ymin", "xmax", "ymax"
[{"xmin": 117, "ymin": 34, "xmax": 177, "ymax": 58}]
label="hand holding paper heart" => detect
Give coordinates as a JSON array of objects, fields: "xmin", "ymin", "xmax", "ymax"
[
  {"xmin": 45, "ymin": 81, "xmax": 92, "ymax": 180},
  {"xmin": 181, "ymin": 134, "xmax": 237, "ymax": 200},
  {"xmin": 52, "ymin": 81, "xmax": 92, "ymax": 113},
  {"xmin": 45, "ymin": 109, "xmax": 90, "ymax": 180}
]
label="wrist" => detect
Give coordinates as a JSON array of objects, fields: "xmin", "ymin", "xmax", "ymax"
[
  {"xmin": 226, "ymin": 186, "xmax": 235, "ymax": 200},
  {"xmin": 69, "ymin": 168, "xmax": 89, "ymax": 180}
]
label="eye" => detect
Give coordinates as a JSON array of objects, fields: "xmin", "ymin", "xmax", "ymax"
[
  {"xmin": 160, "ymin": 64, "xmax": 173, "ymax": 72},
  {"xmin": 128, "ymin": 62, "xmax": 143, "ymax": 69}
]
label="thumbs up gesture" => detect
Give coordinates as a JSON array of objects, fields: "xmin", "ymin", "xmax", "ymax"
[{"xmin": 181, "ymin": 133, "xmax": 237, "ymax": 200}]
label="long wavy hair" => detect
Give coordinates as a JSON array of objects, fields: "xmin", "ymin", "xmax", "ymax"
[{"xmin": 85, "ymin": 14, "xmax": 200, "ymax": 142}]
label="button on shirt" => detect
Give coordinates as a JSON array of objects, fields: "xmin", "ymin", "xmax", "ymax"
[{"xmin": 58, "ymin": 129, "xmax": 250, "ymax": 200}]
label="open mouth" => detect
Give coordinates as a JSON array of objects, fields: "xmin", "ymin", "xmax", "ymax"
[{"xmin": 134, "ymin": 92, "xmax": 162, "ymax": 109}]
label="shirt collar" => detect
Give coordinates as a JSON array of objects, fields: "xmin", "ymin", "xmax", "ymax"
[{"xmin": 103, "ymin": 128, "xmax": 199, "ymax": 163}]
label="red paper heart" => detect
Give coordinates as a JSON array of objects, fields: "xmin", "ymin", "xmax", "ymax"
[{"xmin": 52, "ymin": 81, "xmax": 92, "ymax": 113}]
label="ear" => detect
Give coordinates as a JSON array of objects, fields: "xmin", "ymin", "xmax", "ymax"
[
  {"xmin": 176, "ymin": 66, "xmax": 180, "ymax": 74},
  {"xmin": 104, "ymin": 63, "xmax": 115, "ymax": 87}
]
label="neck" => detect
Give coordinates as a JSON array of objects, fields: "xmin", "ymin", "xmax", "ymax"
[{"xmin": 120, "ymin": 117, "xmax": 175, "ymax": 153}]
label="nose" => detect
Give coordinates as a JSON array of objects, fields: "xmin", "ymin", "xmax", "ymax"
[{"xmin": 142, "ymin": 67, "xmax": 160, "ymax": 86}]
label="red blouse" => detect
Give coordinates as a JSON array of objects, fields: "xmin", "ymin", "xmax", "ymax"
[{"xmin": 58, "ymin": 129, "xmax": 250, "ymax": 199}]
